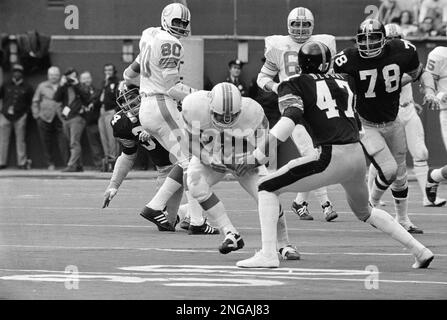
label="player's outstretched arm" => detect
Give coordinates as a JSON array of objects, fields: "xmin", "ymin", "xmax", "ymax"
[
  {"xmin": 102, "ymin": 150, "xmax": 137, "ymax": 208},
  {"xmin": 123, "ymin": 58, "xmax": 141, "ymax": 88},
  {"xmin": 420, "ymin": 70, "xmax": 440, "ymax": 110}
]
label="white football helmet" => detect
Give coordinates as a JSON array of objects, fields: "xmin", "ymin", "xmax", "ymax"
[
  {"xmin": 287, "ymin": 7, "xmax": 314, "ymax": 43},
  {"xmin": 209, "ymin": 83, "xmax": 242, "ymax": 129},
  {"xmin": 161, "ymin": 3, "xmax": 191, "ymax": 38},
  {"xmin": 385, "ymin": 23, "xmax": 403, "ymax": 39}
]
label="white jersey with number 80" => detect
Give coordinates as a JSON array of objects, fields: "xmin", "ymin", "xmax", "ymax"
[{"xmin": 138, "ymin": 27, "xmax": 184, "ymax": 96}]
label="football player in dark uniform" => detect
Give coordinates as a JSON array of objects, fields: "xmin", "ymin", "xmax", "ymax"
[
  {"xmin": 333, "ymin": 19, "xmax": 439, "ymax": 234},
  {"xmin": 236, "ymin": 41, "xmax": 433, "ymax": 269},
  {"xmin": 102, "ymin": 88, "xmax": 182, "ymax": 231}
]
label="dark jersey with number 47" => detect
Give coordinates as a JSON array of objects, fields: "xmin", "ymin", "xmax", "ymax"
[
  {"xmin": 278, "ymin": 73, "xmax": 359, "ymax": 146},
  {"xmin": 333, "ymin": 39, "xmax": 421, "ymax": 123},
  {"xmin": 111, "ymin": 110, "xmax": 171, "ymax": 167}
]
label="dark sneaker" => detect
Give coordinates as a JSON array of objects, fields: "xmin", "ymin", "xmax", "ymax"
[
  {"xmin": 219, "ymin": 232, "xmax": 244, "ymax": 254},
  {"xmin": 322, "ymin": 201, "xmax": 338, "ymax": 222},
  {"xmin": 180, "ymin": 216, "xmax": 190, "ymax": 230},
  {"xmin": 279, "ymin": 245, "xmax": 301, "ymax": 260},
  {"xmin": 188, "ymin": 220, "xmax": 220, "ymax": 235},
  {"xmin": 140, "ymin": 206, "xmax": 175, "ymax": 232},
  {"xmin": 291, "ymin": 201, "xmax": 313, "ymax": 220}
]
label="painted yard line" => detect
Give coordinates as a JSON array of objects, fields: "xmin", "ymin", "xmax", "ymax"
[
  {"xmin": 0, "ymin": 206, "xmax": 445, "ymax": 217},
  {"xmin": 0, "ymin": 244, "xmax": 446, "ymax": 257},
  {"xmin": 1, "ymin": 222, "xmax": 447, "ymax": 235},
  {"xmin": 0, "ymin": 268, "xmax": 445, "ymax": 287}
]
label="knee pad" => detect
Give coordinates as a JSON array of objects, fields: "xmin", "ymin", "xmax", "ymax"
[
  {"xmin": 412, "ymin": 146, "xmax": 428, "ymax": 163},
  {"xmin": 378, "ymin": 159, "xmax": 398, "ymax": 185},
  {"xmin": 187, "ymin": 170, "xmax": 211, "ymax": 202}
]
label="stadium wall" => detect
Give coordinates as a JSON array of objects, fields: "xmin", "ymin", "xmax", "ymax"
[{"xmin": 0, "ymin": 0, "xmax": 446, "ymax": 167}]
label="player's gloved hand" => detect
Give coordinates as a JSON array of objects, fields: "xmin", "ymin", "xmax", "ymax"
[
  {"xmin": 210, "ymin": 160, "xmax": 228, "ymax": 173},
  {"xmin": 139, "ymin": 130, "xmax": 151, "ymax": 143},
  {"xmin": 414, "ymin": 103, "xmax": 423, "ymax": 114},
  {"xmin": 235, "ymin": 156, "xmax": 261, "ymax": 177},
  {"xmin": 271, "ymin": 83, "xmax": 279, "ymax": 94},
  {"xmin": 423, "ymin": 93, "xmax": 440, "ymax": 110},
  {"xmin": 103, "ymin": 187, "xmax": 118, "ymax": 208}
]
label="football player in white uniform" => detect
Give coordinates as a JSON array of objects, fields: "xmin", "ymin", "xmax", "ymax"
[
  {"xmin": 257, "ymin": 7, "xmax": 338, "ymax": 222},
  {"xmin": 366, "ymin": 24, "xmax": 446, "ymax": 207},
  {"xmin": 121, "ymin": 3, "xmax": 216, "ymax": 234},
  {"xmin": 425, "ymin": 46, "xmax": 447, "ymax": 150},
  {"xmin": 183, "ymin": 82, "xmax": 299, "ymax": 259}
]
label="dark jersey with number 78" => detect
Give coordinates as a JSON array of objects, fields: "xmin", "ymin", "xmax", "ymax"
[
  {"xmin": 277, "ymin": 73, "xmax": 359, "ymax": 146},
  {"xmin": 333, "ymin": 39, "xmax": 422, "ymax": 123}
]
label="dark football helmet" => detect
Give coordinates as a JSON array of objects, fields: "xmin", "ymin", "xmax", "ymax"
[
  {"xmin": 356, "ymin": 19, "xmax": 386, "ymax": 58},
  {"xmin": 298, "ymin": 41, "xmax": 331, "ymax": 74},
  {"xmin": 116, "ymin": 87, "xmax": 141, "ymax": 123}
]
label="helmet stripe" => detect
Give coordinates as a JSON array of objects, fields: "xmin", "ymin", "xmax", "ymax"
[{"xmin": 315, "ymin": 42, "xmax": 326, "ymax": 69}]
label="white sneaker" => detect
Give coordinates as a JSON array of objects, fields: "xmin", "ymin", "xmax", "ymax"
[
  {"xmin": 412, "ymin": 248, "xmax": 434, "ymax": 269},
  {"xmin": 423, "ymin": 197, "xmax": 447, "ymax": 207},
  {"xmin": 236, "ymin": 250, "xmax": 279, "ymax": 268}
]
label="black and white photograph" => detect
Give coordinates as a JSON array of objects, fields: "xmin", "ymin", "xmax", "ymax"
[{"xmin": 0, "ymin": 0, "xmax": 446, "ymax": 306}]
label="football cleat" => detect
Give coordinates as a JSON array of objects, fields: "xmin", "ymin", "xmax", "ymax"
[
  {"xmin": 279, "ymin": 245, "xmax": 301, "ymax": 260},
  {"xmin": 140, "ymin": 206, "xmax": 175, "ymax": 232},
  {"xmin": 425, "ymin": 169, "xmax": 439, "ymax": 203},
  {"xmin": 188, "ymin": 220, "xmax": 220, "ymax": 235},
  {"xmin": 423, "ymin": 197, "xmax": 447, "ymax": 207},
  {"xmin": 219, "ymin": 232, "xmax": 244, "ymax": 254},
  {"xmin": 322, "ymin": 201, "xmax": 338, "ymax": 222},
  {"xmin": 412, "ymin": 248, "xmax": 434, "ymax": 269},
  {"xmin": 291, "ymin": 201, "xmax": 313, "ymax": 220},
  {"xmin": 179, "ymin": 216, "xmax": 191, "ymax": 230},
  {"xmin": 236, "ymin": 251, "xmax": 280, "ymax": 268},
  {"xmin": 399, "ymin": 221, "xmax": 424, "ymax": 234}
]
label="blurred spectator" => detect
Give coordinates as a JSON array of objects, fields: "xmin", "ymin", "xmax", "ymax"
[
  {"xmin": 97, "ymin": 63, "xmax": 120, "ymax": 167},
  {"xmin": 224, "ymin": 59, "xmax": 248, "ymax": 97},
  {"xmin": 378, "ymin": 0, "xmax": 403, "ymax": 25},
  {"xmin": 396, "ymin": 0, "xmax": 421, "ymax": 22},
  {"xmin": 54, "ymin": 67, "xmax": 89, "ymax": 172},
  {"xmin": 32, "ymin": 66, "xmax": 69, "ymax": 170},
  {"xmin": 413, "ymin": 16, "xmax": 442, "ymax": 36},
  {"xmin": 398, "ymin": 10, "xmax": 419, "ymax": 36},
  {"xmin": 0, "ymin": 64, "xmax": 33, "ymax": 169},
  {"xmin": 419, "ymin": 0, "xmax": 447, "ymax": 26},
  {"xmin": 79, "ymin": 71, "xmax": 104, "ymax": 169},
  {"xmin": 249, "ymin": 58, "xmax": 280, "ymax": 128}
]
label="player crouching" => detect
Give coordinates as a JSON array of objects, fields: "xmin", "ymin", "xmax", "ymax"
[
  {"xmin": 236, "ymin": 41, "xmax": 433, "ymax": 269},
  {"xmin": 182, "ymin": 83, "xmax": 299, "ymax": 259}
]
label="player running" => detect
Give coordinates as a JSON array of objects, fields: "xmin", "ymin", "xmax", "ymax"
[
  {"xmin": 121, "ymin": 3, "xmax": 216, "ymax": 234},
  {"xmin": 333, "ymin": 19, "xmax": 439, "ymax": 233},
  {"xmin": 235, "ymin": 41, "xmax": 434, "ymax": 269},
  {"xmin": 425, "ymin": 46, "xmax": 447, "ymax": 151},
  {"xmin": 182, "ymin": 82, "xmax": 300, "ymax": 259},
  {"xmin": 257, "ymin": 7, "xmax": 338, "ymax": 222},
  {"xmin": 366, "ymin": 23, "xmax": 445, "ymax": 207}
]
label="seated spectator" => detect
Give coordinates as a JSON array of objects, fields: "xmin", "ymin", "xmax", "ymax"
[
  {"xmin": 378, "ymin": 0, "xmax": 402, "ymax": 25},
  {"xmin": 32, "ymin": 66, "xmax": 69, "ymax": 170},
  {"xmin": 412, "ymin": 16, "xmax": 442, "ymax": 36},
  {"xmin": 97, "ymin": 63, "xmax": 120, "ymax": 170},
  {"xmin": 80, "ymin": 71, "xmax": 104, "ymax": 170},
  {"xmin": 399, "ymin": 10, "xmax": 419, "ymax": 36},
  {"xmin": 224, "ymin": 59, "xmax": 248, "ymax": 97},
  {"xmin": 419, "ymin": 0, "xmax": 447, "ymax": 25},
  {"xmin": 54, "ymin": 67, "xmax": 89, "ymax": 172},
  {"xmin": 0, "ymin": 64, "xmax": 33, "ymax": 170}
]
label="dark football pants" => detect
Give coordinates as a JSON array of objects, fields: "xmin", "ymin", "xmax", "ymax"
[{"xmin": 258, "ymin": 143, "xmax": 371, "ymax": 221}]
